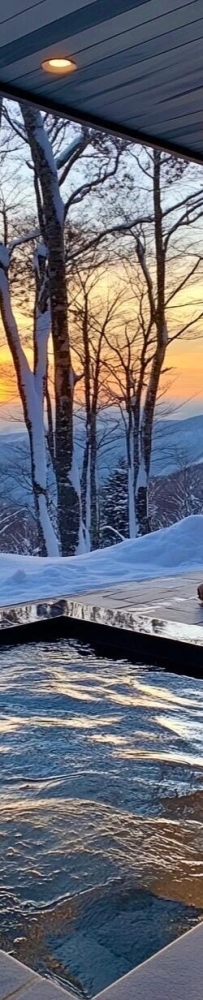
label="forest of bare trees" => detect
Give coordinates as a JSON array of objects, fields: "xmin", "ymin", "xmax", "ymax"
[{"xmin": 0, "ymin": 97, "xmax": 203, "ymax": 556}]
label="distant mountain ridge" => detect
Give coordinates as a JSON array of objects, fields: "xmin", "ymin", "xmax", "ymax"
[{"xmin": 0, "ymin": 411, "xmax": 202, "ymax": 508}]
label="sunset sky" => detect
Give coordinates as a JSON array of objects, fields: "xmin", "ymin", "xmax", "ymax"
[
  {"xmin": 0, "ymin": 278, "xmax": 202, "ymax": 421},
  {"xmin": 0, "ymin": 112, "xmax": 203, "ymax": 426}
]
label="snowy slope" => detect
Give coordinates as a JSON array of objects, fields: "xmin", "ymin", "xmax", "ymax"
[{"xmin": 0, "ymin": 515, "xmax": 203, "ymax": 606}]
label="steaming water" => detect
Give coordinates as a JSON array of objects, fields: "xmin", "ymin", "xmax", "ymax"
[{"xmin": 0, "ymin": 639, "xmax": 203, "ymax": 996}]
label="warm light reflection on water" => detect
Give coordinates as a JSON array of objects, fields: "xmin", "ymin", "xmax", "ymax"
[{"xmin": 0, "ymin": 639, "xmax": 203, "ymax": 996}]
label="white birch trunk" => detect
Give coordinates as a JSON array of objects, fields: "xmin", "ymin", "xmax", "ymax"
[
  {"xmin": 21, "ymin": 105, "xmax": 85, "ymax": 556},
  {"xmin": 0, "ymin": 246, "xmax": 59, "ymax": 556}
]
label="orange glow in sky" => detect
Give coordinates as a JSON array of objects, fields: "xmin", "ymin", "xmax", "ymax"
[{"xmin": 0, "ymin": 279, "xmax": 202, "ymax": 410}]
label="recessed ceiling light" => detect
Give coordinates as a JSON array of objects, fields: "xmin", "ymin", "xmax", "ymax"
[{"xmin": 42, "ymin": 57, "xmax": 76, "ymax": 74}]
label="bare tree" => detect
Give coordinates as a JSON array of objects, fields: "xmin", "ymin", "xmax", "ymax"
[
  {"xmin": 68, "ymin": 145, "xmax": 203, "ymax": 540},
  {"xmin": 0, "ymin": 232, "xmax": 59, "ymax": 555},
  {"xmin": 150, "ymin": 447, "xmax": 203, "ymax": 530},
  {"xmin": 19, "ymin": 105, "xmax": 126, "ymax": 555},
  {"xmin": 2, "ymin": 101, "xmax": 203, "ymax": 556},
  {"xmin": 103, "ymin": 262, "xmax": 158, "ymax": 537},
  {"xmin": 0, "ymin": 499, "xmax": 36, "ymax": 554},
  {"xmin": 70, "ymin": 259, "xmax": 122, "ymax": 548},
  {"xmin": 131, "ymin": 149, "xmax": 203, "ymax": 533}
]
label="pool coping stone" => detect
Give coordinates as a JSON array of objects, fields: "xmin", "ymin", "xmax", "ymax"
[{"xmin": 1, "ymin": 919, "xmax": 203, "ymax": 999}]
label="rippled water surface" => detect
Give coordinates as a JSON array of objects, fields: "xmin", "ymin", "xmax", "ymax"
[{"xmin": 0, "ymin": 639, "xmax": 203, "ymax": 996}]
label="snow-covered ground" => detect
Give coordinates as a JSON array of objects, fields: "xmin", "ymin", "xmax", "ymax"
[{"xmin": 0, "ymin": 515, "xmax": 203, "ymax": 607}]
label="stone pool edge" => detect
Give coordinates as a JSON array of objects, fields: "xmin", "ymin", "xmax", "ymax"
[
  {"xmin": 1, "ymin": 919, "xmax": 203, "ymax": 999},
  {"xmin": 0, "ymin": 595, "xmax": 203, "ymax": 677}
]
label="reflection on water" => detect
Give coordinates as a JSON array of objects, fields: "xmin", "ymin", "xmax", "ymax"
[{"xmin": 0, "ymin": 640, "xmax": 203, "ymax": 995}]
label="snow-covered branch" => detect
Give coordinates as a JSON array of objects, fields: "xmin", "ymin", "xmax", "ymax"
[
  {"xmin": 56, "ymin": 133, "xmax": 86, "ymax": 170},
  {"xmin": 23, "ymin": 108, "xmax": 64, "ymax": 226},
  {"xmin": 100, "ymin": 525, "xmax": 125, "ymax": 542},
  {"xmin": 33, "ymin": 245, "xmax": 50, "ymax": 399},
  {"xmin": 8, "ymin": 229, "xmax": 40, "ymax": 254}
]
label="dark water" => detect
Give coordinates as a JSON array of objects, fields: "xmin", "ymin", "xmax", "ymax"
[{"xmin": 0, "ymin": 640, "xmax": 203, "ymax": 996}]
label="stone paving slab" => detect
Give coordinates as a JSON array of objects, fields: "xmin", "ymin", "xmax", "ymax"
[
  {"xmin": 18, "ymin": 980, "xmax": 73, "ymax": 999},
  {"xmin": 71, "ymin": 571, "xmax": 203, "ymax": 628},
  {"xmin": 0, "ymin": 949, "xmax": 72, "ymax": 999},
  {"xmin": 94, "ymin": 920, "xmax": 203, "ymax": 1000},
  {"xmin": 1, "ymin": 919, "xmax": 203, "ymax": 1000},
  {"xmin": 0, "ymin": 950, "xmax": 35, "ymax": 998}
]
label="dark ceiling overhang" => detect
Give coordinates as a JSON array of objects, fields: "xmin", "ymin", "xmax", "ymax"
[{"xmin": 0, "ymin": 0, "xmax": 203, "ymax": 164}]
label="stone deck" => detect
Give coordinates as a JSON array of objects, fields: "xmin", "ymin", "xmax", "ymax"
[
  {"xmin": 1, "ymin": 919, "xmax": 203, "ymax": 999},
  {"xmin": 73, "ymin": 571, "xmax": 203, "ymax": 628},
  {"xmin": 0, "ymin": 950, "xmax": 72, "ymax": 999},
  {"xmin": 59, "ymin": 570, "xmax": 203, "ymax": 651}
]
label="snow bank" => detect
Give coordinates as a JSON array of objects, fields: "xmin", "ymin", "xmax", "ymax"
[{"xmin": 0, "ymin": 515, "xmax": 203, "ymax": 607}]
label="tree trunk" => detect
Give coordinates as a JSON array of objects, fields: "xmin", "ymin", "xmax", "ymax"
[
  {"xmin": 0, "ymin": 246, "xmax": 59, "ymax": 556},
  {"xmin": 136, "ymin": 150, "xmax": 168, "ymax": 535},
  {"xmin": 90, "ymin": 412, "xmax": 99, "ymax": 549},
  {"xmin": 135, "ymin": 456, "xmax": 151, "ymax": 535},
  {"xmin": 81, "ymin": 423, "xmax": 91, "ymax": 551},
  {"xmin": 81, "ymin": 292, "xmax": 91, "ymax": 549},
  {"xmin": 81, "ymin": 413, "xmax": 99, "ymax": 549},
  {"xmin": 80, "ymin": 290, "xmax": 101, "ymax": 549},
  {"xmin": 28, "ymin": 422, "xmax": 54, "ymax": 556},
  {"xmin": 46, "ymin": 377, "xmax": 55, "ymax": 470},
  {"xmin": 21, "ymin": 105, "xmax": 85, "ymax": 555},
  {"xmin": 126, "ymin": 408, "xmax": 137, "ymax": 538}
]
